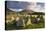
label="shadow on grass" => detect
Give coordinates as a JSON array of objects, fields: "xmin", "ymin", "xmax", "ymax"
[{"xmin": 5, "ymin": 22, "xmax": 45, "ymax": 30}]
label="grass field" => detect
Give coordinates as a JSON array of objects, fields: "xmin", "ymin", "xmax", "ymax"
[
  {"xmin": 5, "ymin": 21, "xmax": 44, "ymax": 30},
  {"xmin": 5, "ymin": 14, "xmax": 45, "ymax": 30},
  {"xmin": 5, "ymin": 9, "xmax": 45, "ymax": 30}
]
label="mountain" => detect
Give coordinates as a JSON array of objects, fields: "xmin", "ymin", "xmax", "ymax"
[
  {"xmin": 21, "ymin": 9, "xmax": 34, "ymax": 13},
  {"xmin": 5, "ymin": 8, "xmax": 45, "ymax": 15},
  {"xmin": 18, "ymin": 9, "xmax": 34, "ymax": 15},
  {"xmin": 32, "ymin": 12, "xmax": 45, "ymax": 15},
  {"xmin": 19, "ymin": 9, "xmax": 45, "ymax": 15}
]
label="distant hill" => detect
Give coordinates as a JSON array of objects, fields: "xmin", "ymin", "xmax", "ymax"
[
  {"xmin": 20, "ymin": 9, "xmax": 34, "ymax": 13},
  {"xmin": 32, "ymin": 12, "xmax": 45, "ymax": 15},
  {"xmin": 5, "ymin": 8, "xmax": 45, "ymax": 15},
  {"xmin": 18, "ymin": 9, "xmax": 34, "ymax": 15},
  {"xmin": 19, "ymin": 9, "xmax": 45, "ymax": 15}
]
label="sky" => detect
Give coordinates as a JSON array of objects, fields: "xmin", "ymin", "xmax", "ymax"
[
  {"xmin": 6, "ymin": 0, "xmax": 45, "ymax": 3},
  {"xmin": 6, "ymin": 1, "xmax": 45, "ymax": 12},
  {"xmin": 7, "ymin": 1, "xmax": 30, "ymax": 9}
]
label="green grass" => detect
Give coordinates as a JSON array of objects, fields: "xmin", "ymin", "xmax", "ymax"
[
  {"xmin": 5, "ymin": 21, "xmax": 45, "ymax": 30},
  {"xmin": 25, "ymin": 22, "xmax": 45, "ymax": 29}
]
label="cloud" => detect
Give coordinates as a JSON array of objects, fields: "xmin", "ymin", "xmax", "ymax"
[
  {"xmin": 7, "ymin": 1, "xmax": 45, "ymax": 13},
  {"xmin": 9, "ymin": 8, "xmax": 23, "ymax": 12}
]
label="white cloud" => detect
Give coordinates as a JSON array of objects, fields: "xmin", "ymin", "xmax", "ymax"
[
  {"xmin": 9, "ymin": 8, "xmax": 23, "ymax": 12},
  {"xmin": 26, "ymin": 2, "xmax": 45, "ymax": 13}
]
